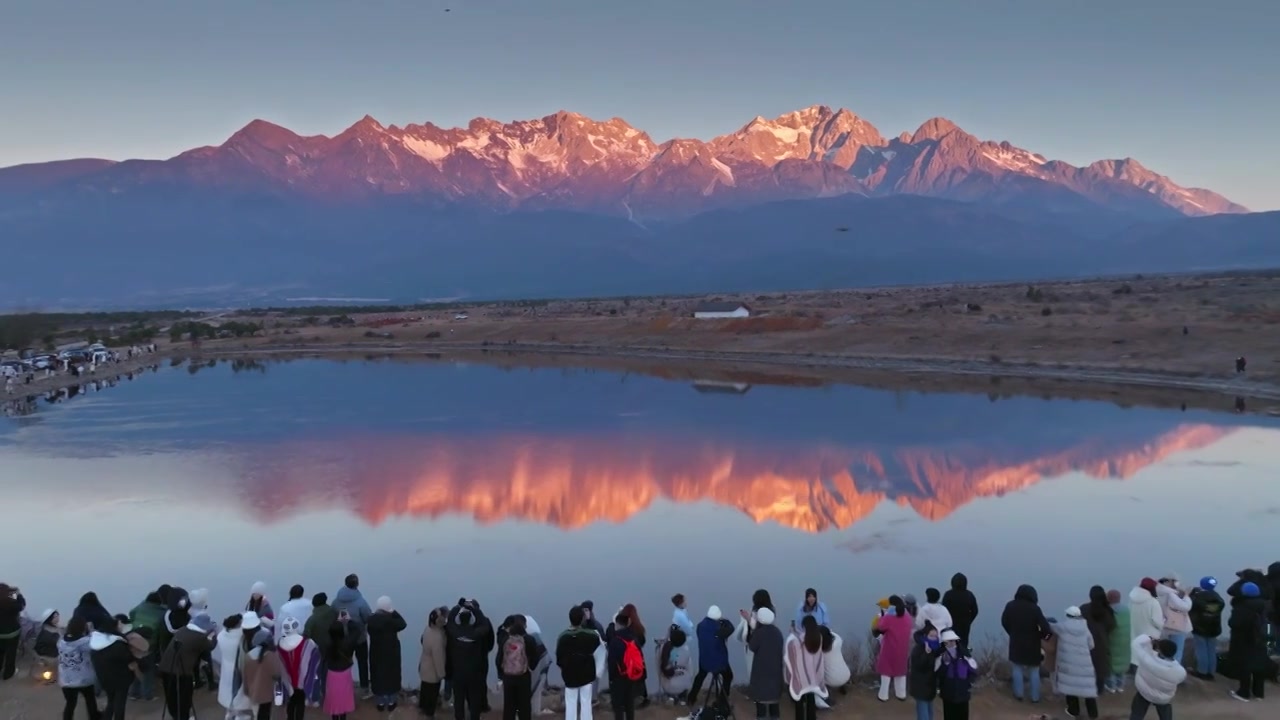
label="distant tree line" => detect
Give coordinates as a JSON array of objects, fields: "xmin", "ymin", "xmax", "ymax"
[{"xmin": 169, "ymin": 320, "xmax": 262, "ymax": 342}]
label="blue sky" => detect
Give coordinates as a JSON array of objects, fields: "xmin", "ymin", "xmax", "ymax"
[{"xmin": 3, "ymin": 0, "xmax": 1276, "ymax": 209}]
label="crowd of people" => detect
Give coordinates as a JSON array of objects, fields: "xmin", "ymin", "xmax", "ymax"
[{"xmin": 0, "ymin": 563, "xmax": 1276, "ymax": 720}]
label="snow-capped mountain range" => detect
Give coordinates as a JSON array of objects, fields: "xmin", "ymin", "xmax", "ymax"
[{"xmin": 5, "ymin": 104, "xmax": 1245, "ymax": 220}]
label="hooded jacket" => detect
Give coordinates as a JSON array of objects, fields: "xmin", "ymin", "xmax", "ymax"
[
  {"xmin": 58, "ymin": 635, "xmax": 97, "ymax": 688},
  {"xmin": 915, "ymin": 602, "xmax": 953, "ymax": 634},
  {"xmin": 332, "ymin": 587, "xmax": 373, "ymax": 640},
  {"xmin": 73, "ymin": 594, "xmax": 113, "ymax": 633},
  {"xmin": 696, "ymin": 612, "xmax": 733, "ymax": 673},
  {"xmin": 555, "ymin": 625, "xmax": 602, "ymax": 689},
  {"xmin": 1051, "ymin": 617, "xmax": 1097, "ymax": 699},
  {"xmin": 1227, "ymin": 597, "xmax": 1270, "ymax": 671},
  {"xmin": 304, "ymin": 604, "xmax": 337, "ymax": 651},
  {"xmin": 746, "ymin": 607, "xmax": 784, "ymax": 704},
  {"xmin": 277, "ymin": 598, "xmax": 313, "ymax": 640},
  {"xmin": 237, "ymin": 640, "xmax": 290, "ymax": 708},
  {"xmin": 782, "ymin": 629, "xmax": 826, "ymax": 701},
  {"xmin": 446, "ymin": 604, "xmax": 494, "ymax": 681},
  {"xmin": 1132, "ymin": 635, "xmax": 1184, "ymax": 705},
  {"xmin": 1188, "ymin": 588, "xmax": 1225, "ymax": 638},
  {"xmin": 794, "ymin": 599, "xmax": 830, "ymax": 629},
  {"xmin": 1128, "ymin": 587, "xmax": 1164, "ymax": 642},
  {"xmin": 941, "ymin": 573, "xmax": 979, "ymax": 642},
  {"xmin": 1000, "ymin": 584, "xmax": 1050, "ymax": 667},
  {"xmin": 821, "ymin": 629, "xmax": 851, "ymax": 687},
  {"xmin": 89, "ymin": 632, "xmax": 136, "ymax": 691},
  {"xmin": 128, "ymin": 599, "xmax": 166, "ymax": 643}
]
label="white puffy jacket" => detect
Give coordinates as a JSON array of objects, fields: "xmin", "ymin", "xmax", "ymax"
[{"xmin": 1132, "ymin": 635, "xmax": 1185, "ymax": 705}]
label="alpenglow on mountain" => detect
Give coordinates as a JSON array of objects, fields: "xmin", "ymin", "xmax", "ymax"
[
  {"xmin": 3, "ymin": 105, "xmax": 1246, "ymax": 220},
  {"xmin": 1, "ymin": 104, "xmax": 1272, "ymax": 308}
]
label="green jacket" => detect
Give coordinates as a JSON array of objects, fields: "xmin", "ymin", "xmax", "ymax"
[
  {"xmin": 129, "ymin": 601, "xmax": 168, "ymax": 655},
  {"xmin": 306, "ymin": 604, "xmax": 338, "ymax": 651},
  {"xmin": 1109, "ymin": 604, "xmax": 1132, "ymax": 673}
]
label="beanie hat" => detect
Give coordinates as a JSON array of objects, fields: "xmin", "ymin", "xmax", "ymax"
[
  {"xmin": 904, "ymin": 594, "xmax": 918, "ymax": 608},
  {"xmin": 756, "ymin": 607, "xmax": 775, "ymax": 625},
  {"xmin": 376, "ymin": 596, "xmax": 393, "ymax": 612},
  {"xmin": 1241, "ymin": 582, "xmax": 1261, "ymax": 598},
  {"xmin": 706, "ymin": 605, "xmax": 722, "ymax": 621},
  {"xmin": 1106, "ymin": 589, "xmax": 1121, "ymax": 604},
  {"xmin": 1139, "ymin": 577, "xmax": 1158, "ymax": 593},
  {"xmin": 189, "ymin": 588, "xmax": 209, "ymax": 610},
  {"xmin": 250, "ymin": 581, "xmax": 267, "ymax": 596},
  {"xmin": 1199, "ymin": 576, "xmax": 1217, "ymax": 591},
  {"xmin": 1065, "ymin": 606, "xmax": 1082, "ymax": 619}
]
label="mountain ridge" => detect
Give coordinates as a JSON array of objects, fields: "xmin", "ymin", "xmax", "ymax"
[{"xmin": 0, "ymin": 104, "xmax": 1247, "ymax": 220}]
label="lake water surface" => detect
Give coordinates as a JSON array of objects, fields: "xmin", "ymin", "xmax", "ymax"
[{"xmin": 3, "ymin": 358, "xmax": 1279, "ymax": 681}]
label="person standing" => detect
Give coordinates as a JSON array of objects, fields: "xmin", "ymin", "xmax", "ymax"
[
  {"xmin": 278, "ymin": 616, "xmax": 322, "ymax": 720},
  {"xmin": 0, "ymin": 583, "xmax": 26, "ymax": 681},
  {"xmin": 1130, "ymin": 635, "xmax": 1184, "ymax": 720},
  {"xmin": 671, "ymin": 595, "xmax": 694, "ymax": 635},
  {"xmin": 1155, "ymin": 576, "xmax": 1192, "ymax": 665},
  {"xmin": 278, "ymin": 586, "xmax": 314, "ymax": 642},
  {"xmin": 1187, "ymin": 576, "xmax": 1225, "ymax": 680},
  {"xmin": 604, "ymin": 605, "xmax": 649, "ymax": 709},
  {"xmin": 794, "ymin": 589, "xmax": 829, "ymax": 628},
  {"xmin": 367, "ymin": 596, "xmax": 408, "ymax": 712},
  {"xmin": 734, "ymin": 590, "xmax": 775, "ymax": 680},
  {"xmin": 447, "ymin": 599, "xmax": 496, "ymax": 720},
  {"xmin": 246, "ymin": 582, "xmax": 276, "ymax": 631},
  {"xmin": 940, "ymin": 573, "xmax": 979, "ymax": 647},
  {"xmin": 1000, "ymin": 584, "xmax": 1050, "ymax": 704},
  {"xmin": 1129, "ymin": 579, "xmax": 1165, "ymax": 644},
  {"xmin": 304, "ymin": 593, "xmax": 336, "ymax": 702},
  {"xmin": 89, "ymin": 621, "xmax": 138, "ymax": 720},
  {"xmin": 915, "ymin": 588, "xmax": 953, "ymax": 634},
  {"xmin": 324, "ymin": 618, "xmax": 359, "ymax": 720},
  {"xmin": 497, "ymin": 616, "xmax": 539, "ymax": 720},
  {"xmin": 556, "ymin": 606, "xmax": 602, "ymax": 720},
  {"xmin": 1106, "ymin": 589, "xmax": 1132, "ymax": 693},
  {"xmin": 1052, "ymin": 607, "xmax": 1099, "ymax": 720},
  {"xmin": 605, "ymin": 612, "xmax": 644, "ymax": 720},
  {"xmin": 1227, "ymin": 582, "xmax": 1269, "ymax": 702},
  {"xmin": 58, "ymin": 617, "xmax": 102, "ymax": 720},
  {"xmin": 908, "ymin": 624, "xmax": 942, "ymax": 720},
  {"xmin": 236, "ymin": 617, "xmax": 290, "ymax": 720},
  {"xmin": 936, "ymin": 630, "xmax": 977, "ymax": 720},
  {"xmin": 159, "ymin": 608, "xmax": 216, "ymax": 720},
  {"xmin": 420, "ymin": 607, "xmax": 449, "ymax": 720},
  {"xmin": 873, "ymin": 595, "xmax": 912, "ymax": 702},
  {"xmin": 1078, "ymin": 586, "xmax": 1116, "ymax": 695},
  {"xmin": 689, "ymin": 606, "xmax": 734, "ymax": 706},
  {"xmin": 746, "ymin": 607, "xmax": 784, "ymax": 720},
  {"xmin": 333, "ymin": 574, "xmax": 374, "ymax": 697},
  {"xmin": 782, "ymin": 616, "xmax": 826, "ymax": 720}
]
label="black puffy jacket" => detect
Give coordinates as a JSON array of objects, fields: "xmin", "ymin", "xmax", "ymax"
[
  {"xmin": 1000, "ymin": 584, "xmax": 1050, "ymax": 667},
  {"xmin": 1188, "ymin": 588, "xmax": 1225, "ymax": 638},
  {"xmin": 446, "ymin": 604, "xmax": 495, "ymax": 681}
]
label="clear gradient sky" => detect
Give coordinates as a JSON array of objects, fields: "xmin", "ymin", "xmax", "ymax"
[{"xmin": 3, "ymin": 0, "xmax": 1277, "ymax": 209}]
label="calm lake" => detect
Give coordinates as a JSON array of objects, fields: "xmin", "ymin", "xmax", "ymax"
[{"xmin": 3, "ymin": 357, "xmax": 1279, "ymax": 681}]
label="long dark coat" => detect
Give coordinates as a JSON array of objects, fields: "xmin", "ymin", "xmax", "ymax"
[
  {"xmin": 1227, "ymin": 598, "xmax": 1270, "ymax": 672},
  {"xmin": 1001, "ymin": 584, "xmax": 1050, "ymax": 667},
  {"xmin": 367, "ymin": 610, "xmax": 408, "ymax": 696}
]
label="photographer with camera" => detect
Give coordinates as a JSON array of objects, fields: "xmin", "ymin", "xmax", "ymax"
[{"xmin": 447, "ymin": 598, "xmax": 495, "ymax": 720}]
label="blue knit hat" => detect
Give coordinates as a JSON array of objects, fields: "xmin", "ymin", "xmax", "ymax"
[
  {"xmin": 1199, "ymin": 576, "xmax": 1217, "ymax": 591},
  {"xmin": 1241, "ymin": 582, "xmax": 1261, "ymax": 597}
]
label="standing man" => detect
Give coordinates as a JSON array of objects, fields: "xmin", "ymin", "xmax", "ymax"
[{"xmin": 333, "ymin": 574, "xmax": 373, "ymax": 698}]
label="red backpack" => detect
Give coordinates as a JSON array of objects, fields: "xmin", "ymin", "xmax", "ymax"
[{"xmin": 619, "ymin": 638, "xmax": 645, "ymax": 681}]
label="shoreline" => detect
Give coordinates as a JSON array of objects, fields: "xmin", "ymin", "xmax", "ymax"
[{"xmin": 192, "ymin": 340, "xmax": 1280, "ymax": 414}]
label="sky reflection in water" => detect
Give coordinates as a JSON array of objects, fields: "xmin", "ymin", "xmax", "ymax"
[{"xmin": 2, "ymin": 358, "xmax": 1277, "ymax": 680}]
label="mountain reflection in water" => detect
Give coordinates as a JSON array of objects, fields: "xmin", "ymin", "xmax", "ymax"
[{"xmin": 224, "ymin": 423, "xmax": 1230, "ymax": 531}]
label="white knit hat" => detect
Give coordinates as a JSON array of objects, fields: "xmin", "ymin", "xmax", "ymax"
[
  {"xmin": 376, "ymin": 596, "xmax": 393, "ymax": 612},
  {"xmin": 1065, "ymin": 606, "xmax": 1082, "ymax": 618},
  {"xmin": 706, "ymin": 605, "xmax": 722, "ymax": 621},
  {"xmin": 250, "ymin": 581, "xmax": 267, "ymax": 596},
  {"xmin": 189, "ymin": 588, "xmax": 209, "ymax": 609},
  {"xmin": 756, "ymin": 607, "xmax": 775, "ymax": 625}
]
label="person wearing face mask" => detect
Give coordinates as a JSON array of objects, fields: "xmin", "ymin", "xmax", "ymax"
[
  {"xmin": 907, "ymin": 623, "xmax": 942, "ymax": 720},
  {"xmin": 935, "ymin": 630, "xmax": 977, "ymax": 720}
]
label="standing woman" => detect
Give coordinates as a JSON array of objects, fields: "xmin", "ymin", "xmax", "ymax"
[
  {"xmin": 605, "ymin": 604, "xmax": 649, "ymax": 709},
  {"xmin": 746, "ymin": 607, "xmax": 784, "ymax": 720},
  {"xmin": 907, "ymin": 624, "xmax": 942, "ymax": 720},
  {"xmin": 0, "ymin": 583, "xmax": 26, "ymax": 681},
  {"xmin": 235, "ymin": 613, "xmax": 290, "ymax": 720},
  {"xmin": 58, "ymin": 617, "xmax": 101, "ymax": 720},
  {"xmin": 217, "ymin": 615, "xmax": 247, "ymax": 717},
  {"xmin": 418, "ymin": 607, "xmax": 448, "ymax": 720},
  {"xmin": 278, "ymin": 616, "xmax": 322, "ymax": 720},
  {"xmin": 782, "ymin": 616, "xmax": 826, "ymax": 720},
  {"xmin": 324, "ymin": 619, "xmax": 359, "ymax": 720},
  {"xmin": 367, "ymin": 596, "xmax": 408, "ymax": 712},
  {"xmin": 735, "ymin": 589, "xmax": 775, "ymax": 679},
  {"xmin": 247, "ymin": 583, "xmax": 276, "ymax": 631},
  {"xmin": 1052, "ymin": 607, "xmax": 1099, "ymax": 720},
  {"xmin": 873, "ymin": 595, "xmax": 912, "ymax": 702},
  {"xmin": 1079, "ymin": 586, "xmax": 1116, "ymax": 695},
  {"xmin": 89, "ymin": 621, "xmax": 138, "ymax": 720},
  {"xmin": 936, "ymin": 630, "xmax": 977, "ymax": 720}
]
